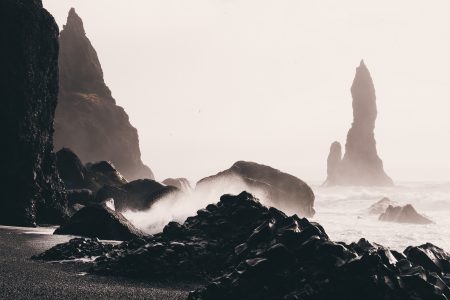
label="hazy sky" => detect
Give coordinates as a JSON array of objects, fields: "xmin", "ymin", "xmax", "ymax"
[{"xmin": 43, "ymin": 0, "xmax": 450, "ymax": 183}]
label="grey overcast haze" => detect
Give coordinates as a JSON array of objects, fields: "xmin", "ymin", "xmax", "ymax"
[{"xmin": 44, "ymin": 0, "xmax": 450, "ymax": 183}]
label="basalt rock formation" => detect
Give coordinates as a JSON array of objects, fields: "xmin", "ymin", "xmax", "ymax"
[
  {"xmin": 324, "ymin": 60, "xmax": 393, "ymax": 186},
  {"xmin": 379, "ymin": 204, "xmax": 433, "ymax": 224},
  {"xmin": 36, "ymin": 192, "xmax": 450, "ymax": 300},
  {"xmin": 0, "ymin": 0, "xmax": 68, "ymax": 226},
  {"xmin": 196, "ymin": 161, "xmax": 315, "ymax": 217},
  {"xmin": 163, "ymin": 178, "xmax": 193, "ymax": 193},
  {"xmin": 56, "ymin": 148, "xmax": 127, "ymax": 193},
  {"xmin": 54, "ymin": 202, "xmax": 145, "ymax": 241},
  {"xmin": 54, "ymin": 8, "xmax": 153, "ymax": 181}
]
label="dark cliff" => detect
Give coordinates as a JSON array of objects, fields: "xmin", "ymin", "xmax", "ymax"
[
  {"xmin": 54, "ymin": 8, "xmax": 154, "ymax": 181},
  {"xmin": 0, "ymin": 0, "xmax": 68, "ymax": 226}
]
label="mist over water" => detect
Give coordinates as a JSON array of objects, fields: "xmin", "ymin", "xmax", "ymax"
[
  {"xmin": 124, "ymin": 181, "xmax": 450, "ymax": 252},
  {"xmin": 312, "ymin": 182, "xmax": 450, "ymax": 251},
  {"xmin": 123, "ymin": 176, "xmax": 270, "ymax": 234}
]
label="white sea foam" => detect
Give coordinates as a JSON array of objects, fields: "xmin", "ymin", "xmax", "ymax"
[{"xmin": 311, "ymin": 182, "xmax": 450, "ymax": 252}]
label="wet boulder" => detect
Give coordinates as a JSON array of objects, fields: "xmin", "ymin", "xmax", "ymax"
[
  {"xmin": 119, "ymin": 179, "xmax": 178, "ymax": 211},
  {"xmin": 196, "ymin": 161, "xmax": 315, "ymax": 217},
  {"xmin": 54, "ymin": 203, "xmax": 145, "ymax": 241},
  {"xmin": 404, "ymin": 243, "xmax": 450, "ymax": 273},
  {"xmin": 379, "ymin": 204, "xmax": 433, "ymax": 224}
]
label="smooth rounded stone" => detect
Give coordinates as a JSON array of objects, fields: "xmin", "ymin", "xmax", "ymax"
[
  {"xmin": 54, "ymin": 203, "xmax": 145, "ymax": 241},
  {"xmin": 120, "ymin": 179, "xmax": 178, "ymax": 211},
  {"xmin": 367, "ymin": 197, "xmax": 398, "ymax": 215},
  {"xmin": 196, "ymin": 161, "xmax": 315, "ymax": 217},
  {"xmin": 379, "ymin": 204, "xmax": 433, "ymax": 224}
]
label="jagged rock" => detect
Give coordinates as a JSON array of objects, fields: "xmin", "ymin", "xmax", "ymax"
[
  {"xmin": 367, "ymin": 197, "xmax": 398, "ymax": 215},
  {"xmin": 33, "ymin": 237, "xmax": 114, "ymax": 261},
  {"xmin": 324, "ymin": 60, "xmax": 393, "ymax": 186},
  {"xmin": 379, "ymin": 204, "xmax": 433, "ymax": 224},
  {"xmin": 54, "ymin": 203, "xmax": 145, "ymax": 241},
  {"xmin": 117, "ymin": 179, "xmax": 179, "ymax": 211},
  {"xmin": 36, "ymin": 192, "xmax": 450, "ymax": 300},
  {"xmin": 56, "ymin": 148, "xmax": 127, "ymax": 194},
  {"xmin": 162, "ymin": 178, "xmax": 193, "ymax": 193},
  {"xmin": 0, "ymin": 0, "xmax": 68, "ymax": 226},
  {"xmin": 54, "ymin": 8, "xmax": 153, "ymax": 181},
  {"xmin": 196, "ymin": 161, "xmax": 315, "ymax": 217}
]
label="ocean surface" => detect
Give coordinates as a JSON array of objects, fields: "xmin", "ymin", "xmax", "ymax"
[
  {"xmin": 124, "ymin": 181, "xmax": 450, "ymax": 253},
  {"xmin": 310, "ymin": 182, "xmax": 450, "ymax": 252}
]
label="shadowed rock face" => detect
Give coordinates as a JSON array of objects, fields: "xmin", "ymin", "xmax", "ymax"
[
  {"xmin": 379, "ymin": 204, "xmax": 433, "ymax": 224},
  {"xmin": 325, "ymin": 60, "xmax": 393, "ymax": 186},
  {"xmin": 0, "ymin": 0, "xmax": 68, "ymax": 226},
  {"xmin": 54, "ymin": 203, "xmax": 145, "ymax": 241},
  {"xmin": 196, "ymin": 161, "xmax": 315, "ymax": 217},
  {"xmin": 54, "ymin": 8, "xmax": 153, "ymax": 181}
]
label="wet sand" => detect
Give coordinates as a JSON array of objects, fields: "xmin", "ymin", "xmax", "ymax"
[{"xmin": 0, "ymin": 226, "xmax": 196, "ymax": 299}]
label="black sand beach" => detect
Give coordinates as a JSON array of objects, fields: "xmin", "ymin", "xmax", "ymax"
[{"xmin": 0, "ymin": 226, "xmax": 195, "ymax": 299}]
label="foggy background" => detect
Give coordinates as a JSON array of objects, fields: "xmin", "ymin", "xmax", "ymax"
[{"xmin": 43, "ymin": 0, "xmax": 450, "ymax": 183}]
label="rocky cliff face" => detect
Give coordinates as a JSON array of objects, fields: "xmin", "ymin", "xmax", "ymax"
[
  {"xmin": 324, "ymin": 60, "xmax": 393, "ymax": 186},
  {"xmin": 54, "ymin": 8, "xmax": 153, "ymax": 181},
  {"xmin": 0, "ymin": 0, "xmax": 68, "ymax": 226}
]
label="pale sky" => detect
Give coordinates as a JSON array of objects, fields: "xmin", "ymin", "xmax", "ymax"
[{"xmin": 43, "ymin": 0, "xmax": 450, "ymax": 183}]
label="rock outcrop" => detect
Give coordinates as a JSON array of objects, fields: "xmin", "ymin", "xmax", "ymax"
[
  {"xmin": 36, "ymin": 192, "xmax": 450, "ymax": 300},
  {"xmin": 54, "ymin": 203, "xmax": 145, "ymax": 241},
  {"xmin": 162, "ymin": 178, "xmax": 192, "ymax": 193},
  {"xmin": 324, "ymin": 60, "xmax": 393, "ymax": 186},
  {"xmin": 0, "ymin": 0, "xmax": 68, "ymax": 226},
  {"xmin": 54, "ymin": 8, "xmax": 153, "ymax": 181},
  {"xmin": 56, "ymin": 148, "xmax": 127, "ymax": 193},
  {"xmin": 379, "ymin": 204, "xmax": 433, "ymax": 224},
  {"xmin": 196, "ymin": 161, "xmax": 315, "ymax": 217},
  {"xmin": 367, "ymin": 197, "xmax": 398, "ymax": 215}
]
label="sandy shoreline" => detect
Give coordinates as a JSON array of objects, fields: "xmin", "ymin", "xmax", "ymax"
[{"xmin": 0, "ymin": 226, "xmax": 197, "ymax": 299}]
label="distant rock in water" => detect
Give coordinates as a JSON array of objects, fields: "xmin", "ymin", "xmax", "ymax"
[
  {"xmin": 324, "ymin": 60, "xmax": 393, "ymax": 186},
  {"xmin": 56, "ymin": 148, "xmax": 127, "ymax": 193},
  {"xmin": 162, "ymin": 178, "xmax": 193, "ymax": 193},
  {"xmin": 54, "ymin": 8, "xmax": 153, "ymax": 181},
  {"xmin": 368, "ymin": 197, "xmax": 398, "ymax": 215},
  {"xmin": 0, "ymin": 0, "xmax": 68, "ymax": 226},
  {"xmin": 196, "ymin": 161, "xmax": 315, "ymax": 217},
  {"xmin": 379, "ymin": 204, "xmax": 432, "ymax": 224},
  {"xmin": 54, "ymin": 203, "xmax": 145, "ymax": 241}
]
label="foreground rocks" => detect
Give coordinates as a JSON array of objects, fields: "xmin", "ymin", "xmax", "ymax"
[
  {"xmin": 324, "ymin": 60, "xmax": 393, "ymax": 186},
  {"xmin": 196, "ymin": 161, "xmax": 315, "ymax": 217},
  {"xmin": 379, "ymin": 204, "xmax": 433, "ymax": 224},
  {"xmin": 54, "ymin": 203, "xmax": 145, "ymax": 241},
  {"xmin": 35, "ymin": 192, "xmax": 450, "ymax": 300},
  {"xmin": 54, "ymin": 8, "xmax": 153, "ymax": 181},
  {"xmin": 0, "ymin": 0, "xmax": 68, "ymax": 226}
]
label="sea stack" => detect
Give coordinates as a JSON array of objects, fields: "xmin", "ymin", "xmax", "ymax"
[
  {"xmin": 54, "ymin": 8, "xmax": 154, "ymax": 181},
  {"xmin": 0, "ymin": 0, "xmax": 68, "ymax": 226},
  {"xmin": 324, "ymin": 60, "xmax": 393, "ymax": 186}
]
